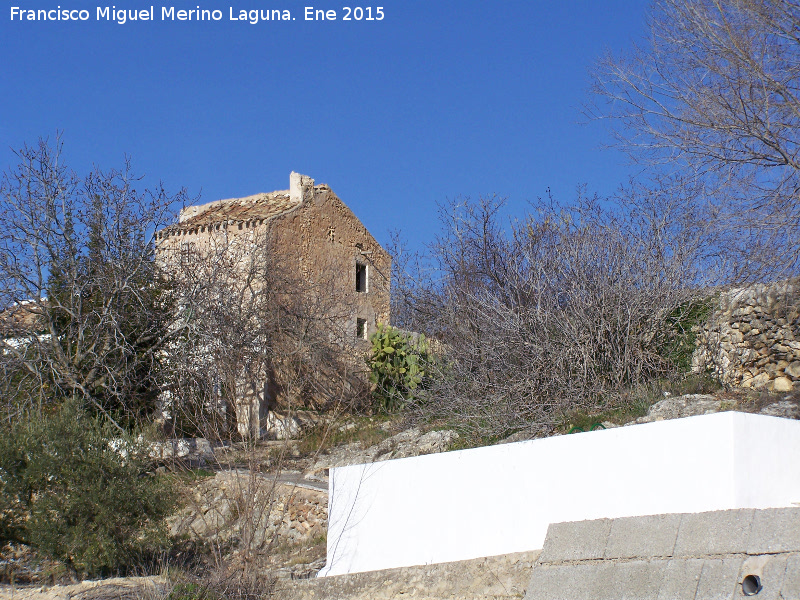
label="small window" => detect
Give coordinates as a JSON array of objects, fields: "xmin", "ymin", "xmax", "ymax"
[
  {"xmin": 356, "ymin": 318, "xmax": 367, "ymax": 340},
  {"xmin": 356, "ymin": 262, "xmax": 367, "ymax": 293},
  {"xmin": 180, "ymin": 241, "xmax": 197, "ymax": 266}
]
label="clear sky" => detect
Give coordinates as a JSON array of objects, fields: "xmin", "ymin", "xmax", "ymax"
[{"xmin": 1, "ymin": 0, "xmax": 649, "ymax": 251}]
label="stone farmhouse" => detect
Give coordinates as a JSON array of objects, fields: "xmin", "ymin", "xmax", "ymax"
[{"xmin": 156, "ymin": 172, "xmax": 391, "ymax": 435}]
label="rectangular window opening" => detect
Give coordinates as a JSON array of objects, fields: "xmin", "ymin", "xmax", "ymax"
[
  {"xmin": 356, "ymin": 262, "xmax": 367, "ymax": 293},
  {"xmin": 356, "ymin": 318, "xmax": 367, "ymax": 340},
  {"xmin": 180, "ymin": 241, "xmax": 197, "ymax": 266}
]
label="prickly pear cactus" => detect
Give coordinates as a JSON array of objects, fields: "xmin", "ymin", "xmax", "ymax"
[{"xmin": 367, "ymin": 324, "xmax": 431, "ymax": 411}]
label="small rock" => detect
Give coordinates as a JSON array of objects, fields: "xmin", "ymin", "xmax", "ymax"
[
  {"xmin": 771, "ymin": 377, "xmax": 794, "ymax": 392},
  {"xmin": 637, "ymin": 394, "xmax": 722, "ymax": 423},
  {"xmin": 309, "ymin": 427, "xmax": 458, "ymax": 470},
  {"xmin": 786, "ymin": 361, "xmax": 800, "ymax": 379},
  {"xmin": 751, "ymin": 372, "xmax": 771, "ymax": 389}
]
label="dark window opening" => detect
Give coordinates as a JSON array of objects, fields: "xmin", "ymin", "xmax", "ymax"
[
  {"xmin": 180, "ymin": 241, "xmax": 197, "ymax": 266},
  {"xmin": 357, "ymin": 318, "xmax": 367, "ymax": 340},
  {"xmin": 356, "ymin": 262, "xmax": 367, "ymax": 293}
]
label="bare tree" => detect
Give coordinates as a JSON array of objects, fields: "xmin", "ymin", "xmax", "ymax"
[
  {"xmin": 588, "ymin": 0, "xmax": 800, "ymax": 273},
  {"xmin": 0, "ymin": 136, "xmax": 191, "ymax": 429}
]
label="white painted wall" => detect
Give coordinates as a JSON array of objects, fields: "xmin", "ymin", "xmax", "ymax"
[{"xmin": 319, "ymin": 412, "xmax": 800, "ymax": 577}]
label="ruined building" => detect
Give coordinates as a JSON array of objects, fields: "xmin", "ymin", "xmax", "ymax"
[{"xmin": 156, "ymin": 172, "xmax": 391, "ymax": 436}]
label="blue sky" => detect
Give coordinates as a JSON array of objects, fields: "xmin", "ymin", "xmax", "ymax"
[{"xmin": 1, "ymin": 1, "xmax": 649, "ymax": 250}]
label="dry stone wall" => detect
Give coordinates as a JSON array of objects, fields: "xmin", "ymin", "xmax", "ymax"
[
  {"xmin": 167, "ymin": 470, "xmax": 327, "ymax": 577},
  {"xmin": 692, "ymin": 278, "xmax": 800, "ymax": 392}
]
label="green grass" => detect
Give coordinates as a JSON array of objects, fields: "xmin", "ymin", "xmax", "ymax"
[
  {"xmin": 662, "ymin": 372, "xmax": 722, "ymax": 396},
  {"xmin": 167, "ymin": 582, "xmax": 220, "ymax": 600},
  {"xmin": 559, "ymin": 373, "xmax": 724, "ymax": 433},
  {"xmin": 163, "ymin": 467, "xmax": 216, "ymax": 489},
  {"xmin": 184, "ymin": 467, "xmax": 216, "ymax": 479}
]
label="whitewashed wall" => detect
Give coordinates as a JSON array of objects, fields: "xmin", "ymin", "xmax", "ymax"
[{"xmin": 319, "ymin": 412, "xmax": 800, "ymax": 577}]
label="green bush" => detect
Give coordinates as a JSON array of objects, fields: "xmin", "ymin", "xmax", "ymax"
[
  {"xmin": 367, "ymin": 324, "xmax": 432, "ymax": 411},
  {"xmin": 662, "ymin": 296, "xmax": 715, "ymax": 373},
  {"xmin": 0, "ymin": 404, "xmax": 175, "ymax": 577}
]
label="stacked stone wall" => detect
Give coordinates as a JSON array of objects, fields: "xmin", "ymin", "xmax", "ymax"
[{"xmin": 692, "ymin": 278, "xmax": 800, "ymax": 392}]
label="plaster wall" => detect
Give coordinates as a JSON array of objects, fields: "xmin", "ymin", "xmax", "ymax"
[{"xmin": 320, "ymin": 412, "xmax": 800, "ymax": 577}]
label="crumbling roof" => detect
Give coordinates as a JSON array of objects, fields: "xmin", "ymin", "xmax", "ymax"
[
  {"xmin": 157, "ymin": 176, "xmax": 332, "ymax": 237},
  {"xmin": 178, "ymin": 190, "xmax": 299, "ymax": 226},
  {"xmin": 0, "ymin": 300, "xmax": 43, "ymax": 337}
]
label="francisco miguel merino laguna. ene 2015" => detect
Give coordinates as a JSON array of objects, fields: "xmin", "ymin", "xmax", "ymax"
[{"xmin": 9, "ymin": 6, "xmax": 298, "ymax": 23}]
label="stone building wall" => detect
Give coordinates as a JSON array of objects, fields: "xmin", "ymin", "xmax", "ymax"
[
  {"xmin": 269, "ymin": 178, "xmax": 391, "ymax": 337},
  {"xmin": 155, "ymin": 173, "xmax": 391, "ymax": 433},
  {"xmin": 692, "ymin": 278, "xmax": 800, "ymax": 392}
]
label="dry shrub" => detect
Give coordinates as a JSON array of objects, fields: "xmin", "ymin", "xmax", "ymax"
[{"xmin": 394, "ymin": 189, "xmax": 727, "ymax": 440}]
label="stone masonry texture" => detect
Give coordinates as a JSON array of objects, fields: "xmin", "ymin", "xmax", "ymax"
[
  {"xmin": 692, "ymin": 279, "xmax": 800, "ymax": 392},
  {"xmin": 155, "ymin": 174, "xmax": 391, "ymax": 432},
  {"xmin": 7, "ymin": 508, "xmax": 796, "ymax": 600},
  {"xmin": 275, "ymin": 550, "xmax": 540, "ymax": 600}
]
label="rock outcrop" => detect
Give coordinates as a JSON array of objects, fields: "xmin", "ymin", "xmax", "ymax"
[
  {"xmin": 307, "ymin": 427, "xmax": 458, "ymax": 476},
  {"xmin": 628, "ymin": 393, "xmax": 799, "ymax": 425},
  {"xmin": 168, "ymin": 470, "xmax": 327, "ymax": 543}
]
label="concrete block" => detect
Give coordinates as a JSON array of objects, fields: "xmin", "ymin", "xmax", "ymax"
[
  {"xmin": 525, "ymin": 560, "xmax": 667, "ymax": 600},
  {"xmin": 591, "ymin": 560, "xmax": 666, "ymax": 600},
  {"xmin": 695, "ymin": 558, "xmax": 743, "ymax": 600},
  {"xmin": 735, "ymin": 555, "xmax": 788, "ymax": 600},
  {"xmin": 539, "ymin": 518, "xmax": 612, "ymax": 563},
  {"xmin": 674, "ymin": 509, "xmax": 754, "ymax": 557},
  {"xmin": 524, "ymin": 564, "xmax": 596, "ymax": 600},
  {"xmin": 780, "ymin": 554, "xmax": 800, "ymax": 600},
  {"xmin": 605, "ymin": 514, "xmax": 682, "ymax": 559},
  {"xmin": 748, "ymin": 508, "xmax": 800, "ymax": 554},
  {"xmin": 656, "ymin": 559, "xmax": 703, "ymax": 600}
]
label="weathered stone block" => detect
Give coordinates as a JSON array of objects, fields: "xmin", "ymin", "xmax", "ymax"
[
  {"xmin": 780, "ymin": 554, "xmax": 800, "ymax": 599},
  {"xmin": 737, "ymin": 555, "xmax": 788, "ymax": 600},
  {"xmin": 539, "ymin": 518, "xmax": 612, "ymax": 563},
  {"xmin": 593, "ymin": 560, "xmax": 667, "ymax": 600},
  {"xmin": 770, "ymin": 376, "xmax": 793, "ymax": 392},
  {"xmin": 751, "ymin": 372, "xmax": 771, "ymax": 388},
  {"xmin": 524, "ymin": 564, "xmax": 595, "ymax": 600},
  {"xmin": 786, "ymin": 361, "xmax": 800, "ymax": 378},
  {"xmin": 674, "ymin": 509, "xmax": 754, "ymax": 557},
  {"xmin": 605, "ymin": 514, "xmax": 682, "ymax": 559}
]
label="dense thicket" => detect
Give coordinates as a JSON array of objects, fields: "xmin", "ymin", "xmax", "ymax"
[{"xmin": 392, "ymin": 189, "xmax": 725, "ymax": 439}]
